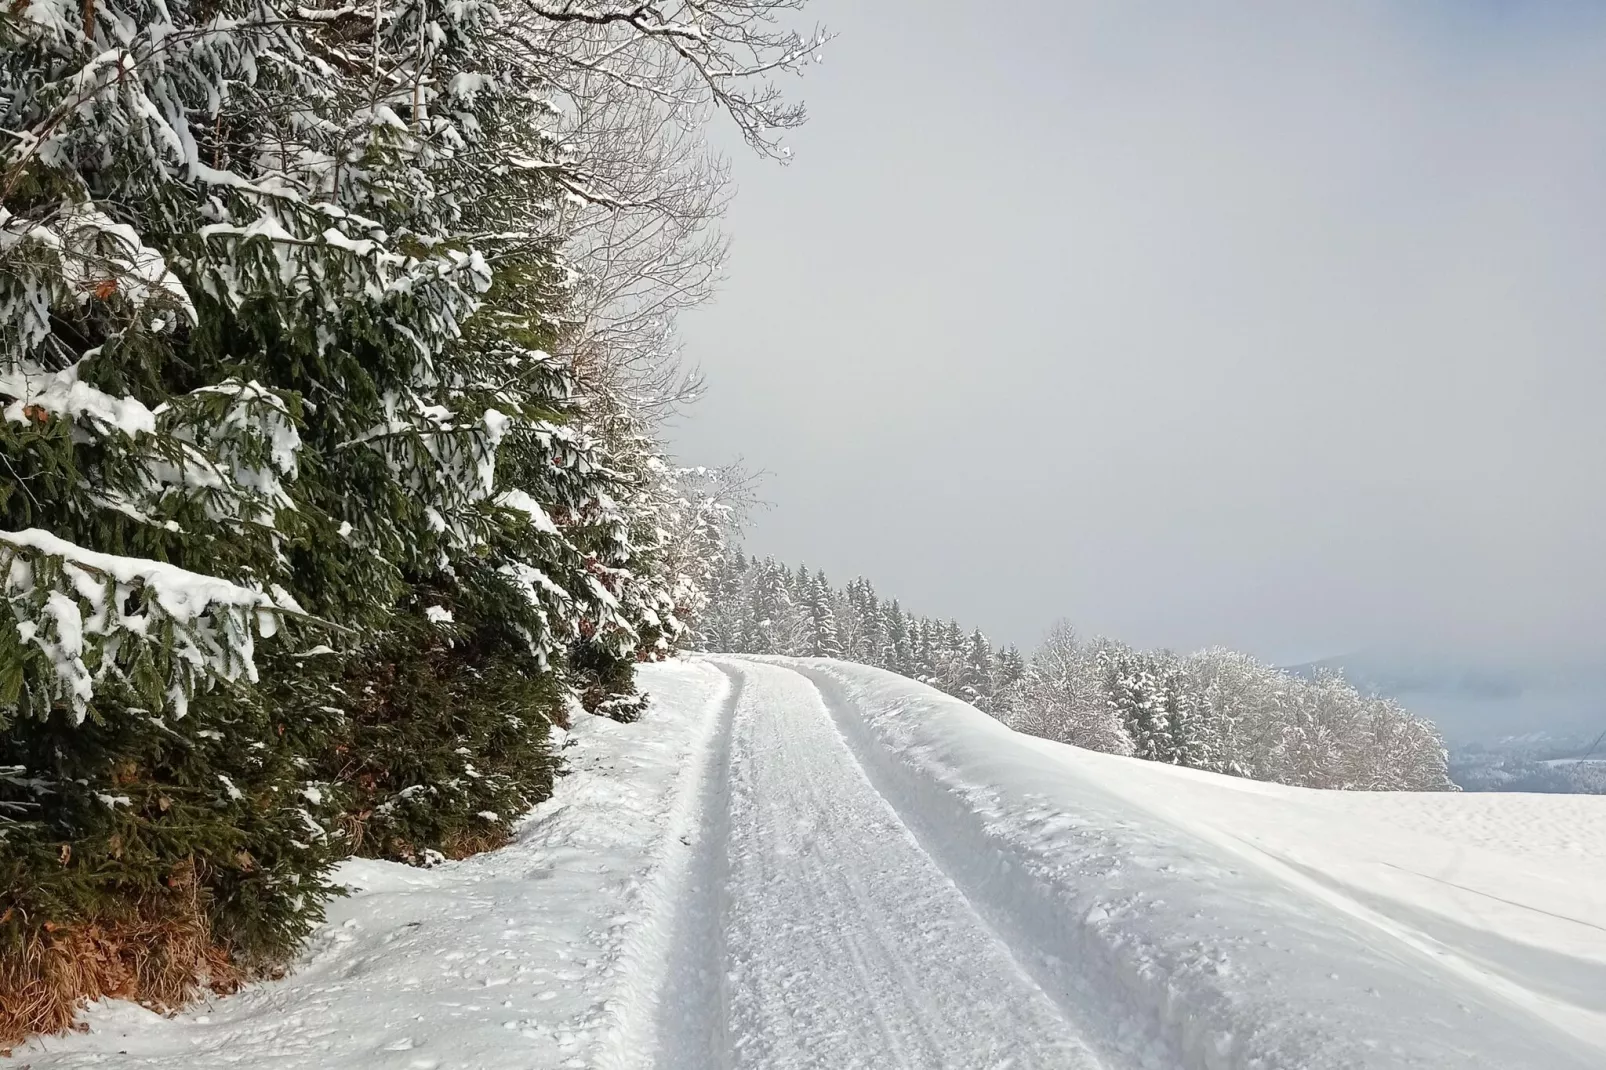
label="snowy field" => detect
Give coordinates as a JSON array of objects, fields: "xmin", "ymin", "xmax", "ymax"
[{"xmin": 17, "ymin": 657, "xmax": 1606, "ymax": 1069}]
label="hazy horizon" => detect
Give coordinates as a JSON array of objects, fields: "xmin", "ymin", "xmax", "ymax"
[{"xmin": 666, "ymin": 0, "xmax": 1606, "ymax": 667}]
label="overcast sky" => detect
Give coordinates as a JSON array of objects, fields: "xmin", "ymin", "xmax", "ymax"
[{"xmin": 665, "ymin": 0, "xmax": 1606, "ymax": 666}]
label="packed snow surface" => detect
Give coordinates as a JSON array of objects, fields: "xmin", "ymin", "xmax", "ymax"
[{"xmin": 19, "ymin": 657, "xmax": 1606, "ymax": 1069}]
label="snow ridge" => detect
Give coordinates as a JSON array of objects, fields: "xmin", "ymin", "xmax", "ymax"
[{"xmin": 593, "ymin": 665, "xmax": 740, "ymax": 1070}]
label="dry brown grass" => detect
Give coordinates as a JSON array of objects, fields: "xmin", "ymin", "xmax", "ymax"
[
  {"xmin": 438, "ymin": 825, "xmax": 510, "ymax": 861},
  {"xmin": 0, "ymin": 863, "xmax": 244, "ymax": 1053}
]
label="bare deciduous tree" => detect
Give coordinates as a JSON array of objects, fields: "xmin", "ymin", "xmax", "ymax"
[{"xmin": 497, "ymin": 1, "xmax": 828, "ymax": 415}]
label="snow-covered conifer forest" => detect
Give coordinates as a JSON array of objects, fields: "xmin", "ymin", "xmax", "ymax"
[{"xmin": 698, "ymin": 552, "xmax": 1454, "ymax": 791}]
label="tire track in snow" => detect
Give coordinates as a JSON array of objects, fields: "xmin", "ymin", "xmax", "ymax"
[
  {"xmin": 782, "ymin": 659, "xmax": 1183, "ymax": 1070},
  {"xmin": 704, "ymin": 657, "xmax": 1110, "ymax": 1070}
]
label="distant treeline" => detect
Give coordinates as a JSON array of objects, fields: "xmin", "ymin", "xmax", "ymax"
[
  {"xmin": 1452, "ymin": 739, "xmax": 1606, "ymax": 794},
  {"xmin": 697, "ymin": 552, "xmax": 1454, "ymax": 791}
]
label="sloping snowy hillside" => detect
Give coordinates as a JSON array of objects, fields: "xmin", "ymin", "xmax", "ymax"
[
  {"xmin": 784, "ymin": 658, "xmax": 1606, "ymax": 1069},
  {"xmin": 20, "ymin": 657, "xmax": 1606, "ymax": 1070}
]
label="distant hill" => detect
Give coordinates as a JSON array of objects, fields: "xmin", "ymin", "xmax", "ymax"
[{"xmin": 1282, "ymin": 647, "xmax": 1606, "ymax": 745}]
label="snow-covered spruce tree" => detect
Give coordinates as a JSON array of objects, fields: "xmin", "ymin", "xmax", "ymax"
[
  {"xmin": 560, "ymin": 416, "xmax": 675, "ymax": 722},
  {"xmin": 997, "ymin": 645, "xmax": 1027, "ymax": 693},
  {"xmin": 1109, "ymin": 652, "xmax": 1175, "ymax": 763},
  {"xmin": 1161, "ymin": 668, "xmax": 1212, "ymax": 769},
  {"xmin": 564, "ymin": 427, "xmax": 745, "ymax": 720},
  {"xmin": 0, "ymin": 0, "xmax": 401, "ymax": 1036},
  {"xmin": 1, "ymin": 0, "xmax": 612, "ymax": 1034},
  {"xmin": 315, "ymin": 337, "xmax": 623, "ymax": 862},
  {"xmin": 933, "ymin": 618, "xmax": 965, "ymax": 691},
  {"xmin": 882, "ymin": 601, "xmax": 914, "ymax": 675},
  {"xmin": 960, "ymin": 628, "xmax": 997, "ymax": 710},
  {"xmin": 696, "ymin": 546, "xmax": 750, "ymax": 652},
  {"xmin": 742, "ymin": 556, "xmax": 799, "ymax": 654},
  {"xmin": 909, "ymin": 616, "xmax": 936, "ymax": 683},
  {"xmin": 626, "ymin": 463, "xmax": 749, "ymax": 657},
  {"xmin": 293, "ymin": 0, "xmax": 676, "ymax": 858},
  {"xmin": 842, "ymin": 578, "xmax": 882, "ymax": 663},
  {"xmin": 802, "ymin": 570, "xmax": 843, "ymax": 658}
]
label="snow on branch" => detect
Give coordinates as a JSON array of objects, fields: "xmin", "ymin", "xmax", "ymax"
[
  {"xmin": 0, "ymin": 358, "xmax": 158, "ymax": 437},
  {"xmin": 0, "ymin": 528, "xmax": 300, "ymax": 723},
  {"xmin": 1, "ymin": 203, "xmax": 196, "ymax": 361}
]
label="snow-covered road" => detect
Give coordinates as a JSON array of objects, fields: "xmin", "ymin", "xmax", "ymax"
[
  {"xmin": 661, "ymin": 658, "xmax": 1108, "ymax": 1070},
  {"xmin": 22, "ymin": 656, "xmax": 1606, "ymax": 1070}
]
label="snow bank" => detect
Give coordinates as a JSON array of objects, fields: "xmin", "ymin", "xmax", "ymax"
[
  {"xmin": 786, "ymin": 657, "xmax": 1606, "ymax": 1070},
  {"xmin": 18, "ymin": 660, "xmax": 729, "ymax": 1070}
]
